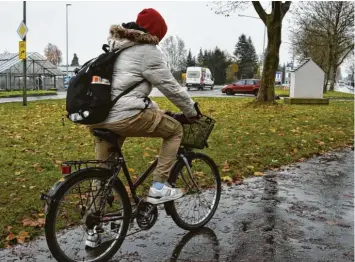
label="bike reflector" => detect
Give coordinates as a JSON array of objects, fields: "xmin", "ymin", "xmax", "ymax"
[{"xmin": 61, "ymin": 164, "xmax": 71, "ymax": 175}]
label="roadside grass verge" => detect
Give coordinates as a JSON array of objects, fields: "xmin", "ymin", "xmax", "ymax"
[{"xmin": 0, "ymin": 97, "xmax": 353, "ymax": 247}]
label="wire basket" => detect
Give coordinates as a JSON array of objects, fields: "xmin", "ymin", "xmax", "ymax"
[{"xmin": 181, "ymin": 115, "xmax": 216, "ymax": 149}]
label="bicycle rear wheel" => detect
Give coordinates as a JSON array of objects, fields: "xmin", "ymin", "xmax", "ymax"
[
  {"xmin": 165, "ymin": 152, "xmax": 221, "ymax": 231},
  {"xmin": 45, "ymin": 169, "xmax": 131, "ymax": 262}
]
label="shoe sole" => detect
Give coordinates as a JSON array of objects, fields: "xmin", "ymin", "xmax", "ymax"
[{"xmin": 146, "ymin": 193, "xmax": 184, "ymax": 205}]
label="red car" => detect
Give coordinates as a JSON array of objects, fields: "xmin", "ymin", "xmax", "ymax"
[{"xmin": 222, "ymin": 79, "xmax": 261, "ymax": 96}]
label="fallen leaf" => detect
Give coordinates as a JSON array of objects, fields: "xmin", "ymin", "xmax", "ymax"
[
  {"xmin": 38, "ymin": 213, "xmax": 45, "ymax": 217},
  {"xmin": 254, "ymin": 172, "xmax": 264, "ymax": 176},
  {"xmin": 5, "ymin": 232, "xmax": 16, "ymax": 241},
  {"xmin": 17, "ymin": 231, "xmax": 30, "ymax": 244},
  {"xmin": 222, "ymin": 160, "xmax": 230, "ymax": 172},
  {"xmin": 128, "ymin": 168, "xmax": 135, "ymax": 173},
  {"xmin": 22, "ymin": 217, "xmax": 45, "ymax": 228},
  {"xmin": 143, "ymin": 152, "xmax": 150, "ymax": 157},
  {"xmin": 221, "ymin": 176, "xmax": 233, "ymax": 183},
  {"xmin": 317, "ymin": 140, "xmax": 325, "ymax": 146},
  {"xmin": 247, "ymin": 165, "xmax": 254, "ymax": 170}
]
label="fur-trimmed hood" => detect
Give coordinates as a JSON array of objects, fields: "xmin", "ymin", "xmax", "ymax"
[{"xmin": 108, "ymin": 25, "xmax": 159, "ymax": 52}]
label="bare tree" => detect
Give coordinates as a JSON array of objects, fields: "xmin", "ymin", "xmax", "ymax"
[
  {"xmin": 290, "ymin": 2, "xmax": 354, "ymax": 92},
  {"xmin": 345, "ymin": 51, "xmax": 354, "ymax": 82},
  {"xmin": 160, "ymin": 36, "xmax": 187, "ymax": 73},
  {"xmin": 212, "ymin": 1, "xmax": 292, "ymax": 102},
  {"xmin": 44, "ymin": 43, "xmax": 62, "ymax": 66}
]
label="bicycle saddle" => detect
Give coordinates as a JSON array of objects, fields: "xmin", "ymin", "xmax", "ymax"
[{"xmin": 92, "ymin": 128, "xmax": 119, "ymax": 145}]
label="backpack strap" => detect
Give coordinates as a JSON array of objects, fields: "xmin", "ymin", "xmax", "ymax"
[{"xmin": 111, "ymin": 79, "xmax": 146, "ymax": 106}]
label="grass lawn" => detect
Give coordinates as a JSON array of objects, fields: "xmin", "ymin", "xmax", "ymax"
[
  {"xmin": 0, "ymin": 90, "xmax": 57, "ymax": 98},
  {"xmin": 275, "ymin": 86, "xmax": 354, "ymax": 99},
  {"xmin": 0, "ymin": 97, "xmax": 353, "ymax": 247}
]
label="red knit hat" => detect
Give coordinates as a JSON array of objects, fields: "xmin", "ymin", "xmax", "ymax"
[{"xmin": 136, "ymin": 8, "xmax": 167, "ymax": 42}]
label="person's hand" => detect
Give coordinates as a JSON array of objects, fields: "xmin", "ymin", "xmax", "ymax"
[
  {"xmin": 163, "ymin": 110, "xmax": 174, "ymax": 117},
  {"xmin": 187, "ymin": 115, "xmax": 201, "ymax": 123},
  {"xmin": 172, "ymin": 113, "xmax": 191, "ymax": 124}
]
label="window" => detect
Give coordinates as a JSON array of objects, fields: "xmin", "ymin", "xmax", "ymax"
[
  {"xmin": 246, "ymin": 80, "xmax": 255, "ymax": 85},
  {"xmin": 187, "ymin": 71, "xmax": 200, "ymax": 78},
  {"xmin": 236, "ymin": 80, "xmax": 245, "ymax": 85}
]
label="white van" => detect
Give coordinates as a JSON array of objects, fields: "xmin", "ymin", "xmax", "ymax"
[{"xmin": 186, "ymin": 67, "xmax": 214, "ymax": 90}]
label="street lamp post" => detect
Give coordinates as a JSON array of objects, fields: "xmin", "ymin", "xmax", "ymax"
[
  {"xmin": 238, "ymin": 14, "xmax": 266, "ymax": 56},
  {"xmin": 66, "ymin": 4, "xmax": 71, "ymax": 78}
]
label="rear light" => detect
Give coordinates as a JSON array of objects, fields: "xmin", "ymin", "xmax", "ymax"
[{"xmin": 61, "ymin": 164, "xmax": 71, "ymax": 175}]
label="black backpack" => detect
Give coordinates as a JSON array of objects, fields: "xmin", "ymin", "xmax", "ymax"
[{"xmin": 66, "ymin": 44, "xmax": 144, "ymax": 125}]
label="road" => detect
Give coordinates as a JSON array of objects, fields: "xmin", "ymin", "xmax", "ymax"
[
  {"xmin": 0, "ymin": 84, "xmax": 352, "ymax": 104},
  {"xmin": 0, "ymin": 86, "xmax": 255, "ymax": 104},
  {"xmin": 0, "ymin": 148, "xmax": 353, "ymax": 262}
]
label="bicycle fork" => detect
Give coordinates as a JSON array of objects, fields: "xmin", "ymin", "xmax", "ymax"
[{"xmin": 179, "ymin": 154, "xmax": 201, "ymax": 193}]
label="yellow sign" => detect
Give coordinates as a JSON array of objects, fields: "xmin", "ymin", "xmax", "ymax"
[
  {"xmin": 19, "ymin": 41, "xmax": 26, "ymax": 59},
  {"xmin": 17, "ymin": 21, "xmax": 28, "ymax": 40}
]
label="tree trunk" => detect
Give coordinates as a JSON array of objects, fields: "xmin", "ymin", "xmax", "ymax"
[
  {"xmin": 257, "ymin": 20, "xmax": 282, "ymax": 102},
  {"xmin": 329, "ymin": 63, "xmax": 337, "ymax": 91}
]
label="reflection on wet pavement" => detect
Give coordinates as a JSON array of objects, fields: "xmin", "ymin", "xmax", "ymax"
[{"xmin": 0, "ymin": 148, "xmax": 353, "ymax": 262}]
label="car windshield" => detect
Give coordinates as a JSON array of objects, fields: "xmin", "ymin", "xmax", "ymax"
[
  {"xmin": 236, "ymin": 81, "xmax": 244, "ymax": 85},
  {"xmin": 187, "ymin": 71, "xmax": 200, "ymax": 78}
]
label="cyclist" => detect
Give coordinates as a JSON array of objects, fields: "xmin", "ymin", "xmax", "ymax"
[{"xmin": 90, "ymin": 8, "xmax": 200, "ymax": 205}]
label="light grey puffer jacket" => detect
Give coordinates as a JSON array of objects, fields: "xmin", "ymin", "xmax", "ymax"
[{"xmin": 101, "ymin": 25, "xmax": 197, "ymax": 124}]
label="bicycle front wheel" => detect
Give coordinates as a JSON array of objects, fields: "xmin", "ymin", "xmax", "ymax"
[
  {"xmin": 165, "ymin": 152, "xmax": 221, "ymax": 231},
  {"xmin": 45, "ymin": 169, "xmax": 131, "ymax": 262}
]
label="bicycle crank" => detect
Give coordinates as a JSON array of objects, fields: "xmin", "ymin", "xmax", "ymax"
[{"xmin": 136, "ymin": 202, "xmax": 158, "ymax": 230}]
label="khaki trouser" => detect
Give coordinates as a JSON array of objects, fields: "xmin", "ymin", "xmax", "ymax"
[{"xmin": 90, "ymin": 109, "xmax": 183, "ymax": 183}]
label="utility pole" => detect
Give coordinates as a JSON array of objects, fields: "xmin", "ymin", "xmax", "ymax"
[
  {"xmin": 66, "ymin": 4, "xmax": 71, "ymax": 78},
  {"xmin": 23, "ymin": 1, "xmax": 27, "ymax": 106}
]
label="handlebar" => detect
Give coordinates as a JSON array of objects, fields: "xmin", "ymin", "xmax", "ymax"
[{"xmin": 164, "ymin": 103, "xmax": 203, "ymax": 125}]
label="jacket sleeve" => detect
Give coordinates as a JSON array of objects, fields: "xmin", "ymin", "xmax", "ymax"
[{"xmin": 142, "ymin": 46, "xmax": 198, "ymax": 118}]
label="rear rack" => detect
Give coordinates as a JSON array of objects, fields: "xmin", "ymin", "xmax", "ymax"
[{"xmin": 62, "ymin": 160, "xmax": 117, "ymax": 171}]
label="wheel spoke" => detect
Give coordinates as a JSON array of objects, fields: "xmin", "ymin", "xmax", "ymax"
[
  {"xmin": 45, "ymin": 174, "xmax": 129, "ymax": 262},
  {"xmin": 170, "ymin": 154, "xmax": 221, "ymax": 229}
]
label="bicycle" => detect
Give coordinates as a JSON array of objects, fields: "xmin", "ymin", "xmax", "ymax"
[{"xmin": 41, "ymin": 113, "xmax": 221, "ymax": 262}]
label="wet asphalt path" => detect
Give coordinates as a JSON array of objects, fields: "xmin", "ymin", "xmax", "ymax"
[
  {"xmin": 0, "ymin": 86, "xmax": 254, "ymax": 104},
  {"xmin": 0, "ymin": 148, "xmax": 353, "ymax": 262}
]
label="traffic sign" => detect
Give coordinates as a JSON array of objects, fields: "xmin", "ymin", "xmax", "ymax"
[
  {"xmin": 19, "ymin": 41, "xmax": 26, "ymax": 59},
  {"xmin": 17, "ymin": 21, "xmax": 28, "ymax": 40}
]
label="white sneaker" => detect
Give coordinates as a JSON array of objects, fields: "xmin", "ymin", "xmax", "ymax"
[
  {"xmin": 85, "ymin": 230, "xmax": 101, "ymax": 249},
  {"xmin": 146, "ymin": 184, "xmax": 184, "ymax": 205},
  {"xmin": 85, "ymin": 222, "xmax": 121, "ymax": 249}
]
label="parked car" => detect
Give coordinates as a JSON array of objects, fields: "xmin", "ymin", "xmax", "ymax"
[
  {"xmin": 222, "ymin": 79, "xmax": 261, "ymax": 96},
  {"xmin": 185, "ymin": 67, "xmax": 214, "ymax": 90}
]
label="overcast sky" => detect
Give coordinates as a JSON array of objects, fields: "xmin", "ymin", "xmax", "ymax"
[{"xmin": 0, "ymin": 1, "xmax": 295, "ymax": 67}]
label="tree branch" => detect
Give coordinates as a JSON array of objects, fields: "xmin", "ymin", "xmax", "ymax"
[
  {"xmin": 252, "ymin": 1, "xmax": 267, "ymax": 25},
  {"xmin": 336, "ymin": 46, "xmax": 353, "ymax": 68},
  {"xmin": 281, "ymin": 1, "xmax": 292, "ymax": 19}
]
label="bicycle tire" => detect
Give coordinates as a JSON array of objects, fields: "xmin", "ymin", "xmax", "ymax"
[
  {"xmin": 165, "ymin": 152, "xmax": 221, "ymax": 231},
  {"xmin": 45, "ymin": 169, "xmax": 131, "ymax": 262}
]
